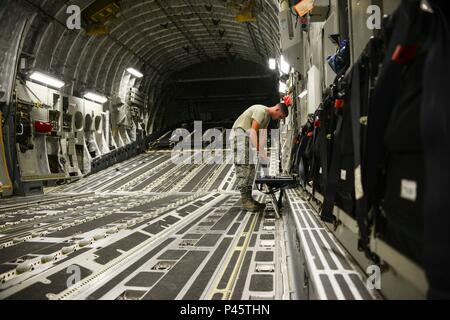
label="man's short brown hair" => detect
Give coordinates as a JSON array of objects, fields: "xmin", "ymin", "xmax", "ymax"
[{"xmin": 277, "ymin": 102, "xmax": 289, "ymax": 117}]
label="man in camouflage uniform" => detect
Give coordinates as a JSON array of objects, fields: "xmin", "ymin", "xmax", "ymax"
[{"xmin": 231, "ymin": 103, "xmax": 289, "ymax": 211}]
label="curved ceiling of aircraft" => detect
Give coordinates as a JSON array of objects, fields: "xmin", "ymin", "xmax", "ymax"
[{"xmin": 18, "ymin": 0, "xmax": 281, "ymax": 130}]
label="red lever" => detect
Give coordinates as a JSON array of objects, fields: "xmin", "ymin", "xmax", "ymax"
[
  {"xmin": 314, "ymin": 119, "xmax": 321, "ymax": 128},
  {"xmin": 334, "ymin": 99, "xmax": 345, "ymax": 109},
  {"xmin": 34, "ymin": 121, "xmax": 53, "ymax": 133},
  {"xmin": 283, "ymin": 95, "xmax": 293, "ymax": 106},
  {"xmin": 392, "ymin": 44, "xmax": 418, "ymax": 64}
]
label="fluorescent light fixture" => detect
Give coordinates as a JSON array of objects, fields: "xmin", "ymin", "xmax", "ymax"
[
  {"xmin": 84, "ymin": 92, "xmax": 108, "ymax": 104},
  {"xmin": 126, "ymin": 67, "xmax": 143, "ymax": 78},
  {"xmin": 268, "ymin": 58, "xmax": 276, "ymax": 70},
  {"xmin": 298, "ymin": 90, "xmax": 308, "ymax": 99},
  {"xmin": 279, "ymin": 81, "xmax": 287, "ymax": 93},
  {"xmin": 280, "ymin": 55, "xmax": 290, "ymax": 75},
  {"xmin": 29, "ymin": 71, "xmax": 64, "ymax": 89}
]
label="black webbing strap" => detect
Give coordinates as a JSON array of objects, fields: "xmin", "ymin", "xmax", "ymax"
[
  {"xmin": 296, "ymin": 131, "xmax": 308, "ymax": 183},
  {"xmin": 310, "ymin": 111, "xmax": 317, "ymax": 196},
  {"xmin": 320, "ymin": 104, "xmax": 344, "ymax": 223},
  {"xmin": 304, "ymin": 122, "xmax": 314, "ymax": 184},
  {"xmin": 318, "ymin": 99, "xmax": 332, "ymax": 190},
  {"xmin": 311, "ymin": 108, "xmax": 321, "ymax": 197},
  {"xmin": 349, "ymin": 60, "xmax": 371, "ymax": 255},
  {"xmin": 312, "ymin": 100, "xmax": 333, "ymax": 198}
]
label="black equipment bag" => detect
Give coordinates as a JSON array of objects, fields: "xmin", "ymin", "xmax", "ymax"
[
  {"xmin": 320, "ymin": 73, "xmax": 350, "ymax": 223},
  {"xmin": 348, "ymin": 37, "xmax": 385, "ymax": 256},
  {"xmin": 294, "ymin": 116, "xmax": 314, "ymax": 185},
  {"xmin": 334, "ymin": 88, "xmax": 356, "ymax": 216},
  {"xmin": 421, "ymin": 0, "xmax": 450, "ymax": 299},
  {"xmin": 321, "ymin": 34, "xmax": 385, "ymax": 245},
  {"xmin": 361, "ymin": 0, "xmax": 430, "ymax": 262},
  {"xmin": 311, "ymin": 97, "xmax": 334, "ymax": 196},
  {"xmin": 302, "ymin": 115, "xmax": 315, "ymax": 183},
  {"xmin": 377, "ymin": 50, "xmax": 426, "ymax": 265}
]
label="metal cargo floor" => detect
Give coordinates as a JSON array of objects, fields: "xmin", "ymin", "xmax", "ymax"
[{"xmin": 0, "ymin": 151, "xmax": 378, "ymax": 300}]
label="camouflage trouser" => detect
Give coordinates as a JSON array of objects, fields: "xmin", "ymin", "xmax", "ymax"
[{"xmin": 233, "ymin": 131, "xmax": 256, "ymax": 194}]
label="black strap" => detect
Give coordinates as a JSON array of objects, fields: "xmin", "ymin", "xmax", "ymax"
[
  {"xmin": 320, "ymin": 107, "xmax": 343, "ymax": 223},
  {"xmin": 349, "ymin": 60, "xmax": 372, "ymax": 255},
  {"xmin": 311, "ymin": 108, "xmax": 321, "ymax": 197},
  {"xmin": 318, "ymin": 100, "xmax": 332, "ymax": 190}
]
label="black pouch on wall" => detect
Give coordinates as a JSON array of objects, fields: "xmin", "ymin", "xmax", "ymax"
[
  {"xmin": 379, "ymin": 53, "xmax": 426, "ymax": 264},
  {"xmin": 363, "ymin": 0, "xmax": 432, "ymax": 263},
  {"xmin": 320, "ymin": 73, "xmax": 351, "ymax": 223},
  {"xmin": 293, "ymin": 119, "xmax": 313, "ymax": 185},
  {"xmin": 422, "ymin": 0, "xmax": 450, "ymax": 299},
  {"xmin": 335, "ymin": 103, "xmax": 355, "ymax": 216},
  {"xmin": 312, "ymin": 104, "xmax": 333, "ymax": 195},
  {"xmin": 333, "ymin": 93, "xmax": 354, "ymax": 215},
  {"xmin": 382, "ymin": 54, "xmax": 425, "ymax": 263},
  {"xmin": 295, "ymin": 122, "xmax": 312, "ymax": 184},
  {"xmin": 303, "ymin": 119, "xmax": 315, "ymax": 183},
  {"xmin": 381, "ymin": 153, "xmax": 424, "ymax": 263}
]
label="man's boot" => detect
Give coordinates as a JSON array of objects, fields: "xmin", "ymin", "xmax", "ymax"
[
  {"xmin": 240, "ymin": 191, "xmax": 262, "ymax": 211},
  {"xmin": 250, "ymin": 195, "xmax": 266, "ymax": 210},
  {"xmin": 240, "ymin": 191, "xmax": 265, "ymax": 211}
]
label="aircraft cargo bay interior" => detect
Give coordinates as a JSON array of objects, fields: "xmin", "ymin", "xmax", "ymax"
[{"xmin": 0, "ymin": 0, "xmax": 449, "ymax": 303}]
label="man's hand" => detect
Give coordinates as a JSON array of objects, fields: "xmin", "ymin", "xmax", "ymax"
[{"xmin": 258, "ymin": 150, "xmax": 269, "ymax": 166}]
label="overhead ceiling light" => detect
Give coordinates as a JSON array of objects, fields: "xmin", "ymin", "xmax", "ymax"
[
  {"xmin": 298, "ymin": 90, "xmax": 308, "ymax": 99},
  {"xmin": 279, "ymin": 81, "xmax": 287, "ymax": 94},
  {"xmin": 280, "ymin": 55, "xmax": 290, "ymax": 75},
  {"xmin": 84, "ymin": 92, "xmax": 108, "ymax": 104},
  {"xmin": 126, "ymin": 67, "xmax": 143, "ymax": 78},
  {"xmin": 29, "ymin": 71, "xmax": 65, "ymax": 89},
  {"xmin": 268, "ymin": 58, "xmax": 276, "ymax": 70}
]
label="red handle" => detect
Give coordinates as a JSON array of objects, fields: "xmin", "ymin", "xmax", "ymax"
[{"xmin": 34, "ymin": 121, "xmax": 53, "ymax": 133}]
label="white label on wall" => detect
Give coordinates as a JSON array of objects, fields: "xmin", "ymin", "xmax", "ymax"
[
  {"xmin": 340, "ymin": 170, "xmax": 347, "ymax": 181},
  {"xmin": 400, "ymin": 179, "xmax": 417, "ymax": 202},
  {"xmin": 319, "ymin": 167, "xmax": 322, "ymax": 174}
]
